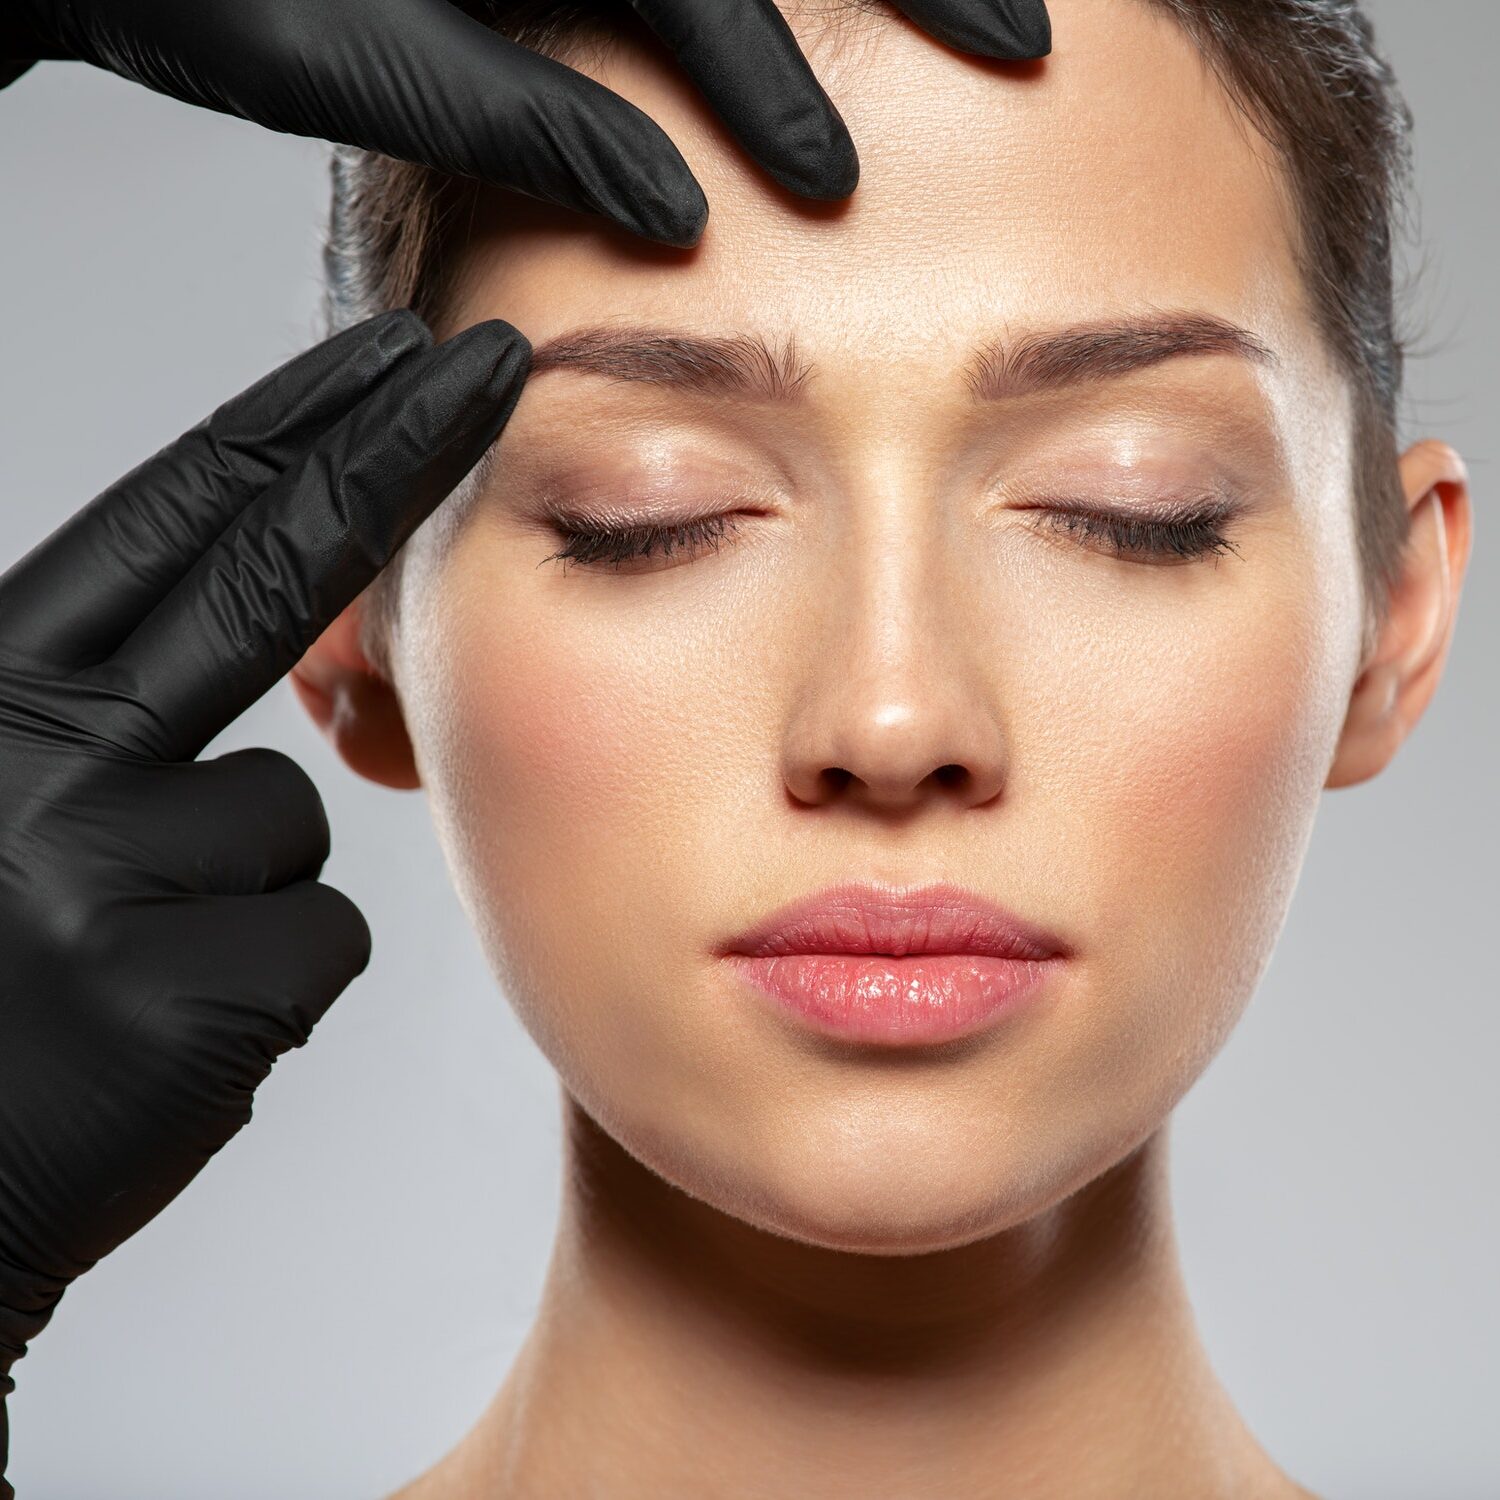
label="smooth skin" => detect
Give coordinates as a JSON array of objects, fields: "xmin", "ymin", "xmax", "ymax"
[{"xmin": 295, "ymin": 1, "xmax": 1473, "ymax": 1496}]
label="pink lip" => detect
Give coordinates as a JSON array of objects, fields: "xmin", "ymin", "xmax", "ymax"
[{"xmin": 720, "ymin": 881, "xmax": 1070, "ymax": 1046}]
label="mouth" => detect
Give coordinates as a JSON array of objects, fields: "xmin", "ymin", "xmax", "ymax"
[{"xmin": 720, "ymin": 881, "xmax": 1070, "ymax": 1047}]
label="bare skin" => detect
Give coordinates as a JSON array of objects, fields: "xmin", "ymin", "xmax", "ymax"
[
  {"xmin": 292, "ymin": 2, "xmax": 1472, "ymax": 1495},
  {"xmin": 388, "ymin": 1113, "xmax": 1321, "ymax": 1500}
]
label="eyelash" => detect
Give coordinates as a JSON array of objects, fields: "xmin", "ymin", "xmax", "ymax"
[
  {"xmin": 542, "ymin": 502, "xmax": 1241, "ymax": 572},
  {"xmin": 542, "ymin": 512, "xmax": 742, "ymax": 571},
  {"xmin": 1030, "ymin": 500, "xmax": 1243, "ymax": 564}
]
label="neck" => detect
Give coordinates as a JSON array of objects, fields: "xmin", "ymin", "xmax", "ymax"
[{"xmin": 402, "ymin": 1100, "xmax": 1310, "ymax": 1500}]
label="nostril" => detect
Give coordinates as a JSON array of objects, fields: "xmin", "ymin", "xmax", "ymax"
[{"xmin": 934, "ymin": 764, "xmax": 969, "ymax": 789}]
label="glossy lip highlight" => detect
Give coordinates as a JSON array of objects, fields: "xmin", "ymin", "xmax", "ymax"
[{"xmin": 720, "ymin": 881, "xmax": 1070, "ymax": 1047}]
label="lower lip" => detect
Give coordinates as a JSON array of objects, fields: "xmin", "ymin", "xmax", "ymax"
[{"xmin": 724, "ymin": 952, "xmax": 1055, "ymax": 1046}]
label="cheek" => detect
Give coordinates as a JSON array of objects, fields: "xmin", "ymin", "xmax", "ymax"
[
  {"xmin": 395, "ymin": 537, "xmax": 734, "ymax": 1072},
  {"xmin": 1014, "ymin": 546, "xmax": 1356, "ymax": 1120}
]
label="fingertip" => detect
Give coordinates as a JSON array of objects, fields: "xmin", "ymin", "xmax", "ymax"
[
  {"xmin": 408, "ymin": 321, "xmax": 534, "ymax": 455},
  {"xmin": 543, "ymin": 65, "xmax": 709, "ymax": 245},
  {"xmin": 494, "ymin": 335, "xmax": 533, "ymax": 393},
  {"xmin": 485, "ymin": 323, "xmax": 534, "ymax": 405},
  {"xmin": 371, "ymin": 308, "xmax": 435, "ymax": 359},
  {"xmin": 626, "ymin": 177, "xmax": 710, "ymax": 248},
  {"xmin": 343, "ymin": 310, "xmax": 432, "ymax": 387},
  {"xmin": 918, "ymin": 0, "xmax": 1051, "ymax": 59},
  {"xmin": 983, "ymin": 1, "xmax": 1052, "ymax": 59},
  {"xmin": 777, "ymin": 130, "xmax": 860, "ymax": 202},
  {"xmin": 488, "ymin": 318, "xmax": 535, "ymax": 377},
  {"xmin": 354, "ymin": 920, "xmax": 374, "ymax": 977},
  {"xmin": 330, "ymin": 881, "xmax": 375, "ymax": 979},
  {"xmin": 444, "ymin": 318, "xmax": 534, "ymax": 389},
  {"xmin": 1013, "ymin": 1, "xmax": 1052, "ymax": 58}
]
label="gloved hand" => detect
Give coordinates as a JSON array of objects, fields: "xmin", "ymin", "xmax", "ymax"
[
  {"xmin": 0, "ymin": 0, "xmax": 1050, "ymax": 244},
  {"xmin": 0, "ymin": 309, "xmax": 530, "ymax": 1499}
]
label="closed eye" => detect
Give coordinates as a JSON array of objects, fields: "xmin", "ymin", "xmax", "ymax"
[
  {"xmin": 1022, "ymin": 499, "xmax": 1244, "ymax": 565},
  {"xmin": 539, "ymin": 498, "xmax": 1244, "ymax": 573},
  {"xmin": 540, "ymin": 512, "xmax": 743, "ymax": 573}
]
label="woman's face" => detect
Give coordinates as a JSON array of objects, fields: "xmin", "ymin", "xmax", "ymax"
[{"xmin": 381, "ymin": 0, "xmax": 1370, "ymax": 1250}]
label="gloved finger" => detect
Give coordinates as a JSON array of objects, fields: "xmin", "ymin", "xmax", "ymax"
[
  {"xmin": 886, "ymin": 0, "xmax": 1051, "ymax": 57},
  {"xmin": 109, "ymin": 748, "xmax": 334, "ymax": 896},
  {"xmin": 0, "ymin": 311, "xmax": 431, "ymax": 673},
  {"xmin": 94, "ymin": 318, "xmax": 531, "ymax": 763},
  {"xmin": 3, "ymin": 0, "xmax": 708, "ymax": 245},
  {"xmin": 217, "ymin": 0, "xmax": 709, "ymax": 247},
  {"xmin": 124, "ymin": 882, "xmax": 374, "ymax": 1091},
  {"xmin": 626, "ymin": 0, "xmax": 857, "ymax": 199}
]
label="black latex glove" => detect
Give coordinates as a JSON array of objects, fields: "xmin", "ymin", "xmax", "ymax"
[
  {"xmin": 0, "ymin": 0, "xmax": 1050, "ymax": 245},
  {"xmin": 0, "ymin": 309, "xmax": 530, "ymax": 1498}
]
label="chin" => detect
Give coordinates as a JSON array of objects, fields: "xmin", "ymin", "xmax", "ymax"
[
  {"xmin": 631, "ymin": 1100, "xmax": 1100, "ymax": 1257},
  {"xmin": 740, "ymin": 1184, "xmax": 1037, "ymax": 1258}
]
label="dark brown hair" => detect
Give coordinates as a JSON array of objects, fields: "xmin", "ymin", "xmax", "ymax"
[{"xmin": 326, "ymin": 0, "xmax": 1418, "ymax": 672}]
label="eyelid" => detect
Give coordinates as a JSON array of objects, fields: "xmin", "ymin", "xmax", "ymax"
[
  {"xmin": 1002, "ymin": 484, "xmax": 1238, "ymax": 518},
  {"xmin": 539, "ymin": 469, "xmax": 785, "ymax": 527},
  {"xmin": 542, "ymin": 511, "xmax": 745, "ymax": 572},
  {"xmin": 1021, "ymin": 497, "xmax": 1244, "ymax": 566},
  {"xmin": 545, "ymin": 497, "xmax": 734, "ymax": 532}
]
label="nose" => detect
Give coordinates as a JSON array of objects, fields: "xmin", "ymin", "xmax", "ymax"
[{"xmin": 779, "ymin": 523, "xmax": 1009, "ymax": 816}]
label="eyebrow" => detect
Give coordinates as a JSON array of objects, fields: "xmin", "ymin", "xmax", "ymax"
[
  {"xmin": 965, "ymin": 312, "xmax": 1278, "ymax": 399},
  {"xmin": 527, "ymin": 312, "xmax": 1277, "ymax": 405},
  {"xmin": 530, "ymin": 326, "xmax": 812, "ymax": 401}
]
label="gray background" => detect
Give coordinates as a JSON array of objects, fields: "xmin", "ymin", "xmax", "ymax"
[{"xmin": 1, "ymin": 4, "xmax": 1494, "ymax": 1495}]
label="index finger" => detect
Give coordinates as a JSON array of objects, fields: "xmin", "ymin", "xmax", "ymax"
[
  {"xmin": 884, "ymin": 0, "xmax": 1051, "ymax": 58},
  {"xmin": 90, "ymin": 320, "xmax": 531, "ymax": 763},
  {"xmin": 0, "ymin": 311, "xmax": 430, "ymax": 673}
]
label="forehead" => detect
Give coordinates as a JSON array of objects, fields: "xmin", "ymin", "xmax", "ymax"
[{"xmin": 443, "ymin": 0, "xmax": 1312, "ymax": 376}]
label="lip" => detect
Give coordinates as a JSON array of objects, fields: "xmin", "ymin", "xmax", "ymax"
[{"xmin": 720, "ymin": 881, "xmax": 1069, "ymax": 1046}]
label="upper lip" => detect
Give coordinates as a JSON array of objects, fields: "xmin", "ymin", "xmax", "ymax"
[{"xmin": 722, "ymin": 881, "xmax": 1070, "ymax": 961}]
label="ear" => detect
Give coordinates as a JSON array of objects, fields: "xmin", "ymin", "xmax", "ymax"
[
  {"xmin": 288, "ymin": 594, "xmax": 421, "ymax": 790},
  {"xmin": 1326, "ymin": 439, "xmax": 1474, "ymax": 790}
]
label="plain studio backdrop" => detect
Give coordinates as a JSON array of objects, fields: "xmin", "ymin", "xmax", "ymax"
[{"xmin": 1, "ymin": 4, "xmax": 1495, "ymax": 1496}]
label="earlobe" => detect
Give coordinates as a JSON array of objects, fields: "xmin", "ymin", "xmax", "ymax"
[
  {"xmin": 289, "ymin": 597, "xmax": 422, "ymax": 791},
  {"xmin": 1325, "ymin": 440, "xmax": 1473, "ymax": 790}
]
